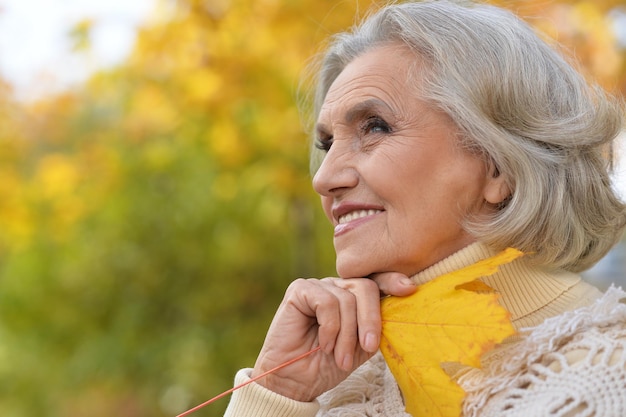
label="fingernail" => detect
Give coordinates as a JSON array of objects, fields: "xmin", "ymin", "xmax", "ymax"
[
  {"xmin": 401, "ymin": 277, "xmax": 415, "ymax": 287},
  {"xmin": 364, "ymin": 332, "xmax": 378, "ymax": 352},
  {"xmin": 342, "ymin": 354, "xmax": 353, "ymax": 370}
]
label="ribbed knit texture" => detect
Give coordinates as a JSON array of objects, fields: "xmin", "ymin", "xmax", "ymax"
[{"xmin": 226, "ymin": 370, "xmax": 320, "ymax": 417}]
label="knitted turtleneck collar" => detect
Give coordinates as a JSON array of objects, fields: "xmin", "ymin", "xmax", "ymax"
[{"xmin": 410, "ymin": 242, "xmax": 602, "ymax": 329}]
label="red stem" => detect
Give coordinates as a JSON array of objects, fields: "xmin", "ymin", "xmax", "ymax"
[{"xmin": 175, "ymin": 345, "xmax": 322, "ymax": 417}]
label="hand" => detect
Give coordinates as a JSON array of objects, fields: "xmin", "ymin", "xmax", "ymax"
[{"xmin": 251, "ymin": 273, "xmax": 416, "ymax": 402}]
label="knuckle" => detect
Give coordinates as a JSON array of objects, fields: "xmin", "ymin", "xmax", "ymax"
[
  {"xmin": 322, "ymin": 317, "xmax": 341, "ymax": 333},
  {"xmin": 343, "ymin": 277, "xmax": 379, "ymax": 294},
  {"xmin": 338, "ymin": 291, "xmax": 357, "ymax": 309},
  {"xmin": 361, "ymin": 278, "xmax": 380, "ymax": 292},
  {"xmin": 285, "ymin": 278, "xmax": 309, "ymax": 294},
  {"xmin": 319, "ymin": 277, "xmax": 340, "ymax": 285}
]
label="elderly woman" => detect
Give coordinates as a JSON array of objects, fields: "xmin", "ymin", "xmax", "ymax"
[{"xmin": 224, "ymin": 0, "xmax": 626, "ymax": 416}]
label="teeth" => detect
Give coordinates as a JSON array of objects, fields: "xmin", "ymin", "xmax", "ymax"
[{"xmin": 338, "ymin": 209, "xmax": 382, "ymax": 224}]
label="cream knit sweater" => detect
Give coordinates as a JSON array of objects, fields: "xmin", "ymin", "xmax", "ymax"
[{"xmin": 224, "ymin": 243, "xmax": 626, "ymax": 416}]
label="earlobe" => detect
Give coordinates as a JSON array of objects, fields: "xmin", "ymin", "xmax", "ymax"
[{"xmin": 484, "ymin": 162, "xmax": 511, "ymax": 205}]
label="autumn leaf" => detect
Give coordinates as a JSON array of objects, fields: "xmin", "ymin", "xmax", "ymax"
[{"xmin": 380, "ymin": 248, "xmax": 523, "ymax": 417}]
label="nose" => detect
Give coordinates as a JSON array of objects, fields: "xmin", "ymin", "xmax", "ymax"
[{"xmin": 312, "ymin": 142, "xmax": 359, "ymax": 197}]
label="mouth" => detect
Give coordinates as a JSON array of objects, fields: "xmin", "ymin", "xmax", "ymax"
[{"xmin": 338, "ymin": 209, "xmax": 384, "ymax": 225}]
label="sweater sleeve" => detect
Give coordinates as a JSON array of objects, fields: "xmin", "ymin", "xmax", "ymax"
[{"xmin": 223, "ymin": 368, "xmax": 320, "ymax": 417}]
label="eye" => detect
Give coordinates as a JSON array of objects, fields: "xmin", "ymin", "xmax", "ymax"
[
  {"xmin": 315, "ymin": 133, "xmax": 333, "ymax": 152},
  {"xmin": 362, "ymin": 116, "xmax": 391, "ymax": 135}
]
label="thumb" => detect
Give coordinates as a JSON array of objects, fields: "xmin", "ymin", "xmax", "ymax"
[{"xmin": 369, "ymin": 272, "xmax": 416, "ymax": 297}]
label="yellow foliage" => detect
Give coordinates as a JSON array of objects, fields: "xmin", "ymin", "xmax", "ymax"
[
  {"xmin": 0, "ymin": 169, "xmax": 33, "ymax": 249},
  {"xmin": 184, "ymin": 69, "xmax": 221, "ymax": 104},
  {"xmin": 206, "ymin": 120, "xmax": 249, "ymax": 167},
  {"xmin": 127, "ymin": 84, "xmax": 180, "ymax": 136},
  {"xmin": 49, "ymin": 196, "xmax": 86, "ymax": 240},
  {"xmin": 33, "ymin": 154, "xmax": 87, "ymax": 241},
  {"xmin": 69, "ymin": 18, "xmax": 94, "ymax": 52},
  {"xmin": 35, "ymin": 154, "xmax": 80, "ymax": 200},
  {"xmin": 380, "ymin": 248, "xmax": 523, "ymax": 417}
]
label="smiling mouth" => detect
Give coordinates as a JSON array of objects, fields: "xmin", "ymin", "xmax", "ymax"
[{"xmin": 338, "ymin": 209, "xmax": 383, "ymax": 224}]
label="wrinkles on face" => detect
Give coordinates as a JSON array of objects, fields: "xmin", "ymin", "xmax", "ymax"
[
  {"xmin": 313, "ymin": 43, "xmax": 493, "ymax": 278},
  {"xmin": 320, "ymin": 79, "xmax": 408, "ymax": 136}
]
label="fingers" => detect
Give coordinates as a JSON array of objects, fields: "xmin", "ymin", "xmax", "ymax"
[
  {"xmin": 323, "ymin": 282, "xmax": 359, "ymax": 370},
  {"xmin": 277, "ymin": 274, "xmax": 412, "ymax": 373},
  {"xmin": 370, "ymin": 272, "xmax": 417, "ymax": 297},
  {"xmin": 253, "ymin": 274, "xmax": 415, "ymax": 398},
  {"xmin": 296, "ymin": 278, "xmax": 382, "ymax": 371},
  {"xmin": 300, "ymin": 280, "xmax": 348, "ymax": 354},
  {"xmin": 334, "ymin": 278, "xmax": 381, "ymax": 354}
]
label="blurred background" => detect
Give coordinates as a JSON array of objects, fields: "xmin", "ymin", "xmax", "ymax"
[{"xmin": 0, "ymin": 0, "xmax": 624, "ymax": 416}]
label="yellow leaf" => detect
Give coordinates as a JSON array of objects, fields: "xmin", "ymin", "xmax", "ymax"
[
  {"xmin": 380, "ymin": 248, "xmax": 523, "ymax": 417},
  {"xmin": 454, "ymin": 280, "xmax": 495, "ymax": 293}
]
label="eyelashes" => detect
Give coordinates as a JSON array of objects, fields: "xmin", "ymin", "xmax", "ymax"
[
  {"xmin": 315, "ymin": 116, "xmax": 392, "ymax": 153},
  {"xmin": 362, "ymin": 116, "xmax": 391, "ymax": 135},
  {"xmin": 315, "ymin": 136, "xmax": 333, "ymax": 152}
]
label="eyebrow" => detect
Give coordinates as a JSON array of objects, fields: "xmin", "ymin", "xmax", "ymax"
[
  {"xmin": 345, "ymin": 98, "xmax": 393, "ymax": 123},
  {"xmin": 316, "ymin": 98, "xmax": 394, "ymax": 134}
]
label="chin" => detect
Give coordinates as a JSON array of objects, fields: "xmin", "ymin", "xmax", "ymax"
[
  {"xmin": 335, "ymin": 258, "xmax": 375, "ymax": 279},
  {"xmin": 335, "ymin": 263, "xmax": 360, "ymax": 279}
]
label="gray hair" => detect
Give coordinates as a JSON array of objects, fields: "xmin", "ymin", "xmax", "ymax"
[{"xmin": 306, "ymin": 0, "xmax": 626, "ymax": 272}]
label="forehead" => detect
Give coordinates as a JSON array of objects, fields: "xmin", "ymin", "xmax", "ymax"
[{"xmin": 319, "ymin": 44, "xmax": 422, "ymax": 118}]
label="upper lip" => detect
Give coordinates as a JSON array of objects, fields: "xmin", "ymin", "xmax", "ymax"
[{"xmin": 332, "ymin": 202, "xmax": 385, "ymax": 224}]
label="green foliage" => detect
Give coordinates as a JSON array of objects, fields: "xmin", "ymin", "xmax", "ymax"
[{"xmin": 0, "ymin": 0, "xmax": 349, "ymax": 414}]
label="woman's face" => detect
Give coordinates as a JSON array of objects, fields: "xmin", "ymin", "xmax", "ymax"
[{"xmin": 313, "ymin": 44, "xmax": 506, "ymax": 278}]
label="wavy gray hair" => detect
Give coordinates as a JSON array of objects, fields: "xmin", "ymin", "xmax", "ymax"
[{"xmin": 306, "ymin": 0, "xmax": 626, "ymax": 272}]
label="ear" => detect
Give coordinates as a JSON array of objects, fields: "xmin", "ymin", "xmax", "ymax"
[{"xmin": 483, "ymin": 161, "xmax": 511, "ymax": 205}]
